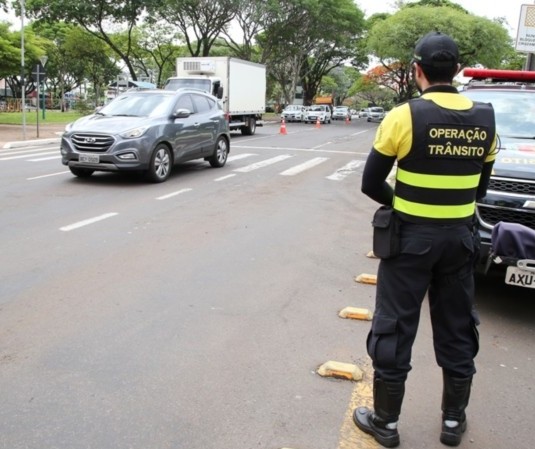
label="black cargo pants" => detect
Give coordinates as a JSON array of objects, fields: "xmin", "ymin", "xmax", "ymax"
[{"xmin": 367, "ymin": 222, "xmax": 480, "ymax": 382}]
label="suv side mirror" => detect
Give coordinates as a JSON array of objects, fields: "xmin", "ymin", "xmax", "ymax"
[{"xmin": 173, "ymin": 108, "xmax": 192, "ymax": 118}]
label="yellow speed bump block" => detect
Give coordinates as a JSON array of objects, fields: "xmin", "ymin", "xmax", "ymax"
[
  {"xmin": 339, "ymin": 307, "xmax": 373, "ymax": 321},
  {"xmin": 354, "ymin": 273, "xmax": 377, "ymax": 285},
  {"xmin": 366, "ymin": 250, "xmax": 378, "ymax": 258},
  {"xmin": 317, "ymin": 361, "xmax": 363, "ymax": 381}
]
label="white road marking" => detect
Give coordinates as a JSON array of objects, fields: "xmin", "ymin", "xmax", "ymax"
[
  {"xmin": 155, "ymin": 188, "xmax": 193, "ymax": 200},
  {"xmin": 280, "ymin": 157, "xmax": 329, "ymax": 176},
  {"xmin": 0, "ymin": 151, "xmax": 58, "ymax": 161},
  {"xmin": 29, "ymin": 156, "xmax": 62, "ymax": 161},
  {"xmin": 234, "ymin": 154, "xmax": 293, "ymax": 172},
  {"xmin": 59, "ymin": 212, "xmax": 118, "ymax": 232},
  {"xmin": 232, "ymin": 145, "xmax": 358, "ymax": 155},
  {"xmin": 27, "ymin": 171, "xmax": 70, "ymax": 180},
  {"xmin": 0, "ymin": 146, "xmax": 57, "ymax": 156},
  {"xmin": 214, "ymin": 174, "xmax": 236, "ymax": 181},
  {"xmin": 227, "ymin": 153, "xmax": 257, "ymax": 162},
  {"xmin": 326, "ymin": 160, "xmax": 363, "ymax": 181}
]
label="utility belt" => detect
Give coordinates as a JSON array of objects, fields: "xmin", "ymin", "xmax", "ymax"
[{"xmin": 372, "ymin": 206, "xmax": 478, "ymax": 260}]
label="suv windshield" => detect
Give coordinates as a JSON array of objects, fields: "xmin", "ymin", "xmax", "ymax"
[
  {"xmin": 100, "ymin": 93, "xmax": 175, "ymax": 117},
  {"xmin": 462, "ymin": 90, "xmax": 535, "ymax": 139}
]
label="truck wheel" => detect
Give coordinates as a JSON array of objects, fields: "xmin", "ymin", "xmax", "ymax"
[
  {"xmin": 146, "ymin": 144, "xmax": 172, "ymax": 183},
  {"xmin": 241, "ymin": 118, "xmax": 256, "ymax": 135},
  {"xmin": 70, "ymin": 167, "xmax": 94, "ymax": 178},
  {"xmin": 209, "ymin": 136, "xmax": 229, "ymax": 167}
]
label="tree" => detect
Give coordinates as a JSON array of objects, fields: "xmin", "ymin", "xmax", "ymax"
[
  {"xmin": 113, "ymin": 23, "xmax": 183, "ymax": 88},
  {"xmin": 258, "ymin": 0, "xmax": 366, "ymax": 106},
  {"xmin": 155, "ymin": 0, "xmax": 241, "ymax": 57},
  {"xmin": 3, "ymin": 26, "xmax": 47, "ymax": 101},
  {"xmin": 221, "ymin": 0, "xmax": 270, "ymax": 61},
  {"xmin": 62, "ymin": 27, "xmax": 121, "ymax": 107},
  {"xmin": 366, "ymin": 4, "xmax": 513, "ymax": 102},
  {"xmin": 24, "ymin": 0, "xmax": 160, "ymax": 80},
  {"xmin": 0, "ymin": 22, "xmax": 20, "ymax": 79}
]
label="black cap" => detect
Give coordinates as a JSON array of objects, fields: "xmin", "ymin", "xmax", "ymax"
[{"xmin": 413, "ymin": 32, "xmax": 459, "ymax": 68}]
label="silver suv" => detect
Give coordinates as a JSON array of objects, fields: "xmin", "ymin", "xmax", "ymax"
[{"xmin": 60, "ymin": 88, "xmax": 230, "ymax": 183}]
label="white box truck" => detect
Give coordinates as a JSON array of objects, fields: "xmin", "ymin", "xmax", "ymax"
[{"xmin": 164, "ymin": 57, "xmax": 266, "ymax": 135}]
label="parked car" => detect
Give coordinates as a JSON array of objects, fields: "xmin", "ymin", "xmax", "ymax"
[
  {"xmin": 304, "ymin": 105, "xmax": 332, "ymax": 124},
  {"xmin": 60, "ymin": 88, "xmax": 230, "ymax": 183},
  {"xmin": 459, "ymin": 68, "xmax": 535, "ymax": 287},
  {"xmin": 332, "ymin": 106, "xmax": 351, "ymax": 121},
  {"xmin": 367, "ymin": 107, "xmax": 385, "ymax": 122},
  {"xmin": 358, "ymin": 108, "xmax": 369, "ymax": 118},
  {"xmin": 281, "ymin": 104, "xmax": 306, "ymax": 122}
]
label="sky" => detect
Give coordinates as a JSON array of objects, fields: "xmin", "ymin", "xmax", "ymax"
[{"xmin": 356, "ymin": 0, "xmax": 533, "ymax": 38}]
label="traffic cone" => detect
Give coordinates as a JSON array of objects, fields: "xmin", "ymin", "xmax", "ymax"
[
  {"xmin": 315, "ymin": 118, "xmax": 321, "ymax": 129},
  {"xmin": 345, "ymin": 116, "xmax": 350, "ymax": 125},
  {"xmin": 280, "ymin": 119, "xmax": 287, "ymax": 135}
]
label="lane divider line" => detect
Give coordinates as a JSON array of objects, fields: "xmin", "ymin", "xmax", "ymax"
[
  {"xmin": 155, "ymin": 188, "xmax": 193, "ymax": 200},
  {"xmin": 59, "ymin": 212, "xmax": 118, "ymax": 232}
]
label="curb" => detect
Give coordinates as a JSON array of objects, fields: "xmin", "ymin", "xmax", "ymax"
[{"xmin": 2, "ymin": 137, "xmax": 61, "ymax": 149}]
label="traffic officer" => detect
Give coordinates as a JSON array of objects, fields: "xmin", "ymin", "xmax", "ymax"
[{"xmin": 353, "ymin": 31, "xmax": 497, "ymax": 448}]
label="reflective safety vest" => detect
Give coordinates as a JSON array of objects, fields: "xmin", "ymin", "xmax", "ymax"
[{"xmin": 393, "ymin": 98, "xmax": 495, "ymax": 223}]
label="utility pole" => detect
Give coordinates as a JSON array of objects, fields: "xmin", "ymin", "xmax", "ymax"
[{"xmin": 20, "ymin": 0, "xmax": 26, "ymax": 140}]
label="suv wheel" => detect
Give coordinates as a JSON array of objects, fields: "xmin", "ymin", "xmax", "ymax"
[
  {"xmin": 209, "ymin": 136, "xmax": 228, "ymax": 167},
  {"xmin": 146, "ymin": 144, "xmax": 172, "ymax": 183}
]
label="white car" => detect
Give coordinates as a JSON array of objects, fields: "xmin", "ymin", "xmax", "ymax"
[
  {"xmin": 367, "ymin": 107, "xmax": 385, "ymax": 122},
  {"xmin": 281, "ymin": 105, "xmax": 306, "ymax": 122},
  {"xmin": 332, "ymin": 106, "xmax": 351, "ymax": 121},
  {"xmin": 304, "ymin": 105, "xmax": 331, "ymax": 124}
]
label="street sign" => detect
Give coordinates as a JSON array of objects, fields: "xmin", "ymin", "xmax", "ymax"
[
  {"xmin": 31, "ymin": 62, "xmax": 46, "ymax": 83},
  {"xmin": 515, "ymin": 4, "xmax": 535, "ymax": 53}
]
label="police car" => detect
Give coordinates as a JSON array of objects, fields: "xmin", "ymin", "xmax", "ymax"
[{"xmin": 460, "ymin": 68, "xmax": 535, "ymax": 289}]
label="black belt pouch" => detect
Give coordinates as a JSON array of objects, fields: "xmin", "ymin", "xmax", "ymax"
[{"xmin": 372, "ymin": 206, "xmax": 400, "ymax": 259}]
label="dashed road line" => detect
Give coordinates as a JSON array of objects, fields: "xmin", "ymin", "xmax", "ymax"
[
  {"xmin": 155, "ymin": 188, "xmax": 193, "ymax": 200},
  {"xmin": 59, "ymin": 212, "xmax": 118, "ymax": 232},
  {"xmin": 27, "ymin": 171, "xmax": 69, "ymax": 180}
]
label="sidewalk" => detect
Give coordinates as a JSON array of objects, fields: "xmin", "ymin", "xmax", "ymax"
[{"xmin": 0, "ymin": 124, "xmax": 65, "ymax": 149}]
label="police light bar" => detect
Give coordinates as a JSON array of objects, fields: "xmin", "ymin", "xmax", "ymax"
[{"xmin": 463, "ymin": 68, "xmax": 535, "ymax": 82}]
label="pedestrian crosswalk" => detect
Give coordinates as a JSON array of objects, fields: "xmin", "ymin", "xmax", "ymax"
[
  {"xmin": 227, "ymin": 153, "xmax": 363, "ymax": 180},
  {"xmin": 1, "ymin": 146, "xmax": 365, "ymax": 182}
]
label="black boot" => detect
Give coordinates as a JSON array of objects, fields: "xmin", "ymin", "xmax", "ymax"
[
  {"xmin": 440, "ymin": 372, "xmax": 472, "ymax": 446},
  {"xmin": 353, "ymin": 377, "xmax": 405, "ymax": 448}
]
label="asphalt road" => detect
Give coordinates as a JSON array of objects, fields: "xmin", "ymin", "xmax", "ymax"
[{"xmin": 0, "ymin": 119, "xmax": 533, "ymax": 449}]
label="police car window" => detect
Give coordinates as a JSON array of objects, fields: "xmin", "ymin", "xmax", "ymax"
[{"xmin": 462, "ymin": 90, "xmax": 535, "ymax": 138}]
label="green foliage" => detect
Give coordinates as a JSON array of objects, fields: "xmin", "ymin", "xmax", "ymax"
[
  {"xmin": 366, "ymin": 5, "xmax": 514, "ymax": 101},
  {"xmin": 0, "ymin": 110, "xmax": 82, "ymax": 125},
  {"xmin": 0, "ymin": 22, "xmax": 20, "ymax": 78},
  {"xmin": 25, "ymin": 0, "xmax": 160, "ymax": 80},
  {"xmin": 155, "ymin": 0, "xmax": 242, "ymax": 57},
  {"xmin": 73, "ymin": 98, "xmax": 94, "ymax": 115}
]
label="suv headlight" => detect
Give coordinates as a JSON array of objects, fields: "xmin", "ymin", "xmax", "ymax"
[{"xmin": 120, "ymin": 126, "xmax": 149, "ymax": 139}]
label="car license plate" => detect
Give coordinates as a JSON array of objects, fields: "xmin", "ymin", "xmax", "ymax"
[
  {"xmin": 505, "ymin": 265, "xmax": 535, "ymax": 289},
  {"xmin": 79, "ymin": 153, "xmax": 99, "ymax": 164}
]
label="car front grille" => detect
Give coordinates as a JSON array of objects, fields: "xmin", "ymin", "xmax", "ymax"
[
  {"xmin": 71, "ymin": 133, "xmax": 115, "ymax": 152},
  {"xmin": 489, "ymin": 177, "xmax": 535, "ymax": 195},
  {"xmin": 478, "ymin": 204, "xmax": 535, "ymax": 230}
]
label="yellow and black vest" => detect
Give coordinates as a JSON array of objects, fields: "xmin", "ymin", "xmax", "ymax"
[{"xmin": 393, "ymin": 98, "xmax": 495, "ymax": 224}]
